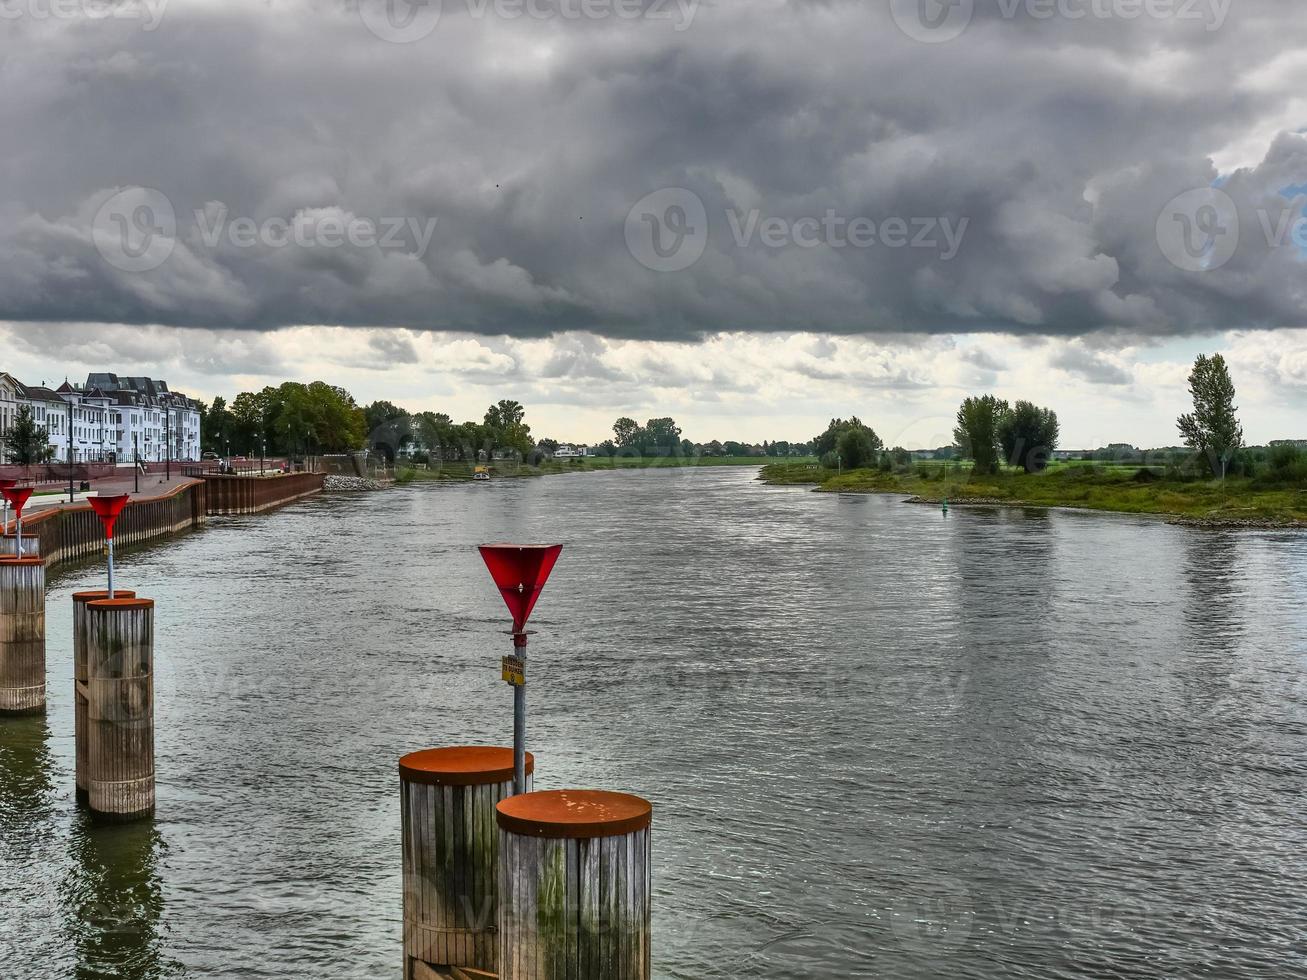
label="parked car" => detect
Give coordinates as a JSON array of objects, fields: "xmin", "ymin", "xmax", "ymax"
[{"xmin": 202, "ymin": 451, "xmax": 219, "ymax": 460}]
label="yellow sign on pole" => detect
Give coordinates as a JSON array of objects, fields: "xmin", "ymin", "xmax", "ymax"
[{"xmin": 502, "ymin": 655, "xmax": 525, "ymax": 686}]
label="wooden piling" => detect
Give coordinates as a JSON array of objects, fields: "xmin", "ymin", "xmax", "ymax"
[
  {"xmin": 401, "ymin": 746, "xmax": 535, "ymax": 979},
  {"xmin": 0, "ymin": 533, "xmax": 39, "ymax": 558},
  {"xmin": 0, "ymin": 556, "xmax": 45, "ymax": 715},
  {"xmin": 72, "ymin": 590, "xmax": 136, "ymax": 805},
  {"xmin": 85, "ymin": 597, "xmax": 155, "ymax": 822},
  {"xmin": 496, "ymin": 790, "xmax": 652, "ymax": 980}
]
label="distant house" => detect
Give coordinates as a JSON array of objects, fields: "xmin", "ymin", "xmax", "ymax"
[{"xmin": 553, "ymin": 444, "xmax": 584, "ymax": 458}]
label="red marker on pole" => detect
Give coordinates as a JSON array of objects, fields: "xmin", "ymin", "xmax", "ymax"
[
  {"xmin": 1, "ymin": 486, "xmax": 34, "ymax": 558},
  {"xmin": 479, "ymin": 543, "xmax": 563, "ymax": 795},
  {"xmin": 88, "ymin": 494, "xmax": 130, "ymax": 596},
  {"xmin": 0, "ymin": 479, "xmax": 15, "ymax": 543}
]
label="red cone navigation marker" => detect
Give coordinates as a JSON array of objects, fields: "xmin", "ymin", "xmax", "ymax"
[
  {"xmin": 478, "ymin": 543, "xmax": 563, "ymax": 795},
  {"xmin": 1, "ymin": 486, "xmax": 34, "ymax": 558},
  {"xmin": 0, "ymin": 479, "xmax": 14, "ymax": 545},
  {"xmin": 88, "ymin": 494, "xmax": 130, "ymax": 596}
]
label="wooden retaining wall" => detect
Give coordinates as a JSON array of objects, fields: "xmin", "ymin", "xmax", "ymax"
[
  {"xmin": 19, "ymin": 482, "xmax": 208, "ymax": 572},
  {"xmin": 201, "ymin": 472, "xmax": 325, "ymax": 516}
]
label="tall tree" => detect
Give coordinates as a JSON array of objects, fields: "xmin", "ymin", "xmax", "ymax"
[
  {"xmin": 954, "ymin": 395, "xmax": 1009, "ymax": 475},
  {"xmin": 644, "ymin": 417, "xmax": 682, "ymax": 454},
  {"xmin": 3, "ymin": 406, "xmax": 53, "ymax": 466},
  {"xmin": 1177, "ymin": 353, "xmax": 1244, "ymax": 479},
  {"xmin": 612, "ymin": 417, "xmax": 642, "ymax": 450},
  {"xmin": 998, "ymin": 401, "xmax": 1060, "ymax": 473}
]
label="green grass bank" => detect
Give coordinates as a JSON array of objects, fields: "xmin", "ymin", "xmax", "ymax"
[{"xmin": 760, "ymin": 460, "xmax": 1307, "ymax": 527}]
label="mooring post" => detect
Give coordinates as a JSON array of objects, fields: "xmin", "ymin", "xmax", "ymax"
[
  {"xmin": 0, "ymin": 533, "xmax": 39, "ymax": 558},
  {"xmin": 72, "ymin": 589, "xmax": 136, "ymax": 805},
  {"xmin": 0, "ymin": 556, "xmax": 46, "ymax": 716},
  {"xmin": 399, "ymin": 746, "xmax": 535, "ymax": 979},
  {"xmin": 85, "ymin": 597, "xmax": 155, "ymax": 822},
  {"xmin": 497, "ymin": 789, "xmax": 653, "ymax": 980}
]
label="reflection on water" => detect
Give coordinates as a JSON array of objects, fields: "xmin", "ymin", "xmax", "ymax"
[
  {"xmin": 1, "ymin": 468, "xmax": 1305, "ymax": 979},
  {"xmin": 61, "ymin": 818, "xmax": 178, "ymax": 980}
]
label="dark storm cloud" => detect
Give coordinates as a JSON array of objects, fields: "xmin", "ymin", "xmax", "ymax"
[{"xmin": 1, "ymin": 0, "xmax": 1305, "ymax": 340}]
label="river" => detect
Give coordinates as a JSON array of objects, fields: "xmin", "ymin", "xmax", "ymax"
[{"xmin": 2, "ymin": 466, "xmax": 1306, "ymax": 979}]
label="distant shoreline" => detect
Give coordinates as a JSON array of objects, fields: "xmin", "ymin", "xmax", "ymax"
[
  {"xmin": 395, "ymin": 455, "xmax": 788, "ymax": 483},
  {"xmin": 758, "ymin": 462, "xmax": 1307, "ymax": 530}
]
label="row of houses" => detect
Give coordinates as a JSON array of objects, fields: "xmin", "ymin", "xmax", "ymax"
[{"xmin": 0, "ymin": 372, "xmax": 203, "ymax": 465}]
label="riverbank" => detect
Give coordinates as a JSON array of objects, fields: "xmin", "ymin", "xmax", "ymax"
[
  {"xmin": 760, "ymin": 461, "xmax": 1307, "ymax": 528},
  {"xmin": 395, "ymin": 455, "xmax": 798, "ymax": 483}
]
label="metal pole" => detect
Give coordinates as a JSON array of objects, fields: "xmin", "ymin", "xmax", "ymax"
[
  {"xmin": 68, "ymin": 398, "xmax": 75, "ymax": 502},
  {"xmin": 15, "ymin": 510, "xmax": 21, "ymax": 557},
  {"xmin": 513, "ymin": 633, "xmax": 527, "ymax": 795},
  {"xmin": 166, "ymin": 407, "xmax": 171, "ymax": 481},
  {"xmin": 133, "ymin": 434, "xmax": 139, "ymax": 494},
  {"xmin": 107, "ymin": 536, "xmax": 115, "ymax": 597}
]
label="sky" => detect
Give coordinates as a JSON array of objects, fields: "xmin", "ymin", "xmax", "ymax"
[{"xmin": 2, "ymin": 0, "xmax": 1306, "ymax": 447}]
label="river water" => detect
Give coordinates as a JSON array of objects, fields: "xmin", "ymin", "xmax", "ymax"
[{"xmin": 2, "ymin": 467, "xmax": 1306, "ymax": 979}]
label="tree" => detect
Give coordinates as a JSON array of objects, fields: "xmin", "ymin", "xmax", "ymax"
[
  {"xmin": 613, "ymin": 417, "xmax": 642, "ymax": 450},
  {"xmin": 997, "ymin": 400, "xmax": 1060, "ymax": 473},
  {"xmin": 954, "ymin": 395, "xmax": 1009, "ymax": 475},
  {"xmin": 413, "ymin": 411, "xmax": 455, "ymax": 460},
  {"xmin": 836, "ymin": 426, "xmax": 877, "ymax": 469},
  {"xmin": 814, "ymin": 417, "xmax": 882, "ymax": 460},
  {"xmin": 483, "ymin": 400, "xmax": 531, "ymax": 457},
  {"xmin": 1177, "ymin": 353, "xmax": 1244, "ymax": 479},
  {"xmin": 3, "ymin": 406, "xmax": 53, "ymax": 466},
  {"xmin": 644, "ymin": 417, "xmax": 681, "ymax": 454},
  {"xmin": 202, "ymin": 396, "xmax": 235, "ymax": 455},
  {"xmin": 536, "ymin": 437, "xmax": 560, "ymax": 455},
  {"xmin": 364, "ymin": 400, "xmax": 411, "ymax": 461}
]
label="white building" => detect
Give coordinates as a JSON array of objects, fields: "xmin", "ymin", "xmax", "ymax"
[{"xmin": 0, "ymin": 372, "xmax": 203, "ymax": 464}]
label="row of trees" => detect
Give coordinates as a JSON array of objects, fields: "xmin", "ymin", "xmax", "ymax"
[
  {"xmin": 954, "ymin": 397, "xmax": 1061, "ymax": 474},
  {"xmin": 202, "ymin": 382, "xmax": 366, "ymax": 457}
]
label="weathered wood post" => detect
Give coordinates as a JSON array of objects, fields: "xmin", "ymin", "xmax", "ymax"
[
  {"xmin": 497, "ymin": 790, "xmax": 653, "ymax": 980},
  {"xmin": 86, "ymin": 597, "xmax": 155, "ymax": 821},
  {"xmin": 0, "ymin": 556, "xmax": 46, "ymax": 716},
  {"xmin": 400, "ymin": 746, "xmax": 534, "ymax": 979},
  {"xmin": 0, "ymin": 533, "xmax": 38, "ymax": 557},
  {"xmin": 73, "ymin": 589, "xmax": 136, "ymax": 805}
]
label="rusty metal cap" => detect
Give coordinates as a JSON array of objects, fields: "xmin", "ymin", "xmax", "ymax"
[
  {"xmin": 399, "ymin": 746, "xmax": 534, "ymax": 787},
  {"xmin": 496, "ymin": 790, "xmax": 652, "ymax": 839},
  {"xmin": 87, "ymin": 598, "xmax": 155, "ymax": 610},
  {"xmin": 0, "ymin": 556, "xmax": 43, "ymax": 566},
  {"xmin": 73, "ymin": 590, "xmax": 137, "ymax": 603}
]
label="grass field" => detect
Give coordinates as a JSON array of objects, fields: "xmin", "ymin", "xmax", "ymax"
[{"xmin": 760, "ymin": 461, "xmax": 1307, "ymax": 525}]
